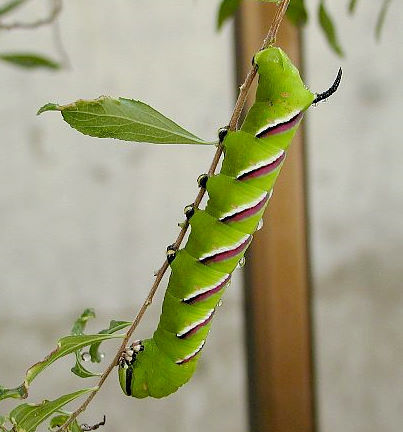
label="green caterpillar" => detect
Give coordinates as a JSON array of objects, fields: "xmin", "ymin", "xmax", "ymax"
[{"xmin": 118, "ymin": 46, "xmax": 341, "ymax": 398}]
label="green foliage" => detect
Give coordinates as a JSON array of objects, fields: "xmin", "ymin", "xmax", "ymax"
[
  {"xmin": 216, "ymin": 0, "xmax": 393, "ymax": 56},
  {"xmin": 71, "ymin": 309, "xmax": 96, "ymax": 336},
  {"xmin": 0, "ymin": 53, "xmax": 60, "ymax": 70},
  {"xmin": 318, "ymin": 1, "xmax": 344, "ymax": 56},
  {"xmin": 48, "ymin": 414, "xmax": 81, "ymax": 432},
  {"xmin": 38, "ymin": 97, "xmax": 212, "ymax": 145},
  {"xmin": 0, "ymin": 0, "xmax": 62, "ymax": 71},
  {"xmin": 0, "ymin": 308, "xmax": 129, "ymax": 402},
  {"xmin": 0, "ymin": 415, "xmax": 8, "ymax": 432},
  {"xmin": 348, "ymin": 0, "xmax": 358, "ymax": 13},
  {"xmin": 70, "ymin": 310, "xmax": 130, "ymax": 379},
  {"xmin": 217, "ymin": 0, "xmax": 279, "ymax": 29},
  {"xmin": 8, "ymin": 388, "xmax": 95, "ymax": 432},
  {"xmin": 0, "ymin": 310, "xmax": 129, "ymax": 431},
  {"xmin": 70, "ymin": 309, "xmax": 100, "ymax": 379},
  {"xmin": 375, "ymin": 0, "xmax": 392, "ymax": 40},
  {"xmin": 0, "ymin": 333, "xmax": 123, "ymax": 401},
  {"xmin": 348, "ymin": 0, "xmax": 393, "ymax": 40},
  {"xmin": 286, "ymin": 0, "xmax": 308, "ymax": 26},
  {"xmin": 89, "ymin": 321, "xmax": 131, "ymax": 363},
  {"xmin": 0, "ymin": 0, "xmax": 27, "ymax": 16},
  {"xmin": 217, "ymin": 0, "xmax": 241, "ymax": 30}
]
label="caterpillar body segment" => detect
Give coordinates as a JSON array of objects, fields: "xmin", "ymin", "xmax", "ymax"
[{"xmin": 119, "ymin": 47, "xmax": 318, "ymax": 398}]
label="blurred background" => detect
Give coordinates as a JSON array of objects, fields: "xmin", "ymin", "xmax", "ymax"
[{"xmin": 0, "ymin": 1, "xmax": 401, "ymax": 432}]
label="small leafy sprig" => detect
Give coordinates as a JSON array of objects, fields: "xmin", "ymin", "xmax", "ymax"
[
  {"xmin": 0, "ymin": 0, "xmax": 63, "ymax": 70},
  {"xmin": 0, "ymin": 309, "xmax": 130, "ymax": 432},
  {"xmin": 217, "ymin": 0, "xmax": 394, "ymax": 56}
]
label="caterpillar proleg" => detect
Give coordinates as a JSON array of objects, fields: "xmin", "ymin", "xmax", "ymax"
[{"xmin": 118, "ymin": 47, "xmax": 341, "ymax": 398}]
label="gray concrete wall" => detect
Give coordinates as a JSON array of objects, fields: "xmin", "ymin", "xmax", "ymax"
[
  {"xmin": 0, "ymin": 1, "xmax": 247, "ymax": 431},
  {"xmin": 305, "ymin": 1, "xmax": 403, "ymax": 431}
]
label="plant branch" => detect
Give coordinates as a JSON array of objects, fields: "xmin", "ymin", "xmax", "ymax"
[
  {"xmin": 0, "ymin": 0, "xmax": 62, "ymax": 30},
  {"xmin": 58, "ymin": 1, "xmax": 290, "ymax": 430}
]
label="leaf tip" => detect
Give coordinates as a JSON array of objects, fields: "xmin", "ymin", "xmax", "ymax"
[{"xmin": 37, "ymin": 103, "xmax": 61, "ymax": 116}]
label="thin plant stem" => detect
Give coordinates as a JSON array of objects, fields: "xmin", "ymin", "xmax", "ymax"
[{"xmin": 58, "ymin": 1, "xmax": 290, "ymax": 430}]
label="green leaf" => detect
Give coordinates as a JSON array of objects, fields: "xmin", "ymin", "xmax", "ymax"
[
  {"xmin": 0, "ymin": 0, "xmax": 27, "ymax": 16},
  {"xmin": 70, "ymin": 309, "xmax": 99, "ymax": 378},
  {"xmin": 69, "ymin": 419, "xmax": 82, "ymax": 432},
  {"xmin": 71, "ymin": 309, "xmax": 96, "ymax": 336},
  {"xmin": 37, "ymin": 97, "xmax": 211, "ymax": 145},
  {"xmin": 9, "ymin": 388, "xmax": 95, "ymax": 432},
  {"xmin": 89, "ymin": 320, "xmax": 131, "ymax": 363},
  {"xmin": 0, "ymin": 415, "xmax": 8, "ymax": 432},
  {"xmin": 216, "ymin": 0, "xmax": 242, "ymax": 30},
  {"xmin": 49, "ymin": 414, "xmax": 81, "ymax": 432},
  {"xmin": 0, "ymin": 334, "xmax": 123, "ymax": 401},
  {"xmin": 318, "ymin": 1, "xmax": 344, "ymax": 56},
  {"xmin": 348, "ymin": 0, "xmax": 358, "ymax": 13},
  {"xmin": 375, "ymin": 0, "xmax": 392, "ymax": 41},
  {"xmin": 37, "ymin": 103, "xmax": 59, "ymax": 115},
  {"xmin": 25, "ymin": 335, "xmax": 122, "ymax": 385},
  {"xmin": 0, "ymin": 53, "xmax": 60, "ymax": 69},
  {"xmin": 71, "ymin": 353, "xmax": 100, "ymax": 379},
  {"xmin": 69, "ymin": 311, "xmax": 130, "ymax": 379},
  {"xmin": 286, "ymin": 0, "xmax": 308, "ymax": 26},
  {"xmin": 0, "ymin": 385, "xmax": 27, "ymax": 401}
]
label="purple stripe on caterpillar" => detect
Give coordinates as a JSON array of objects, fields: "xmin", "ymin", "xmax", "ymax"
[
  {"xmin": 237, "ymin": 151, "xmax": 285, "ymax": 181},
  {"xmin": 176, "ymin": 340, "xmax": 206, "ymax": 365},
  {"xmin": 183, "ymin": 274, "xmax": 231, "ymax": 304},
  {"xmin": 176, "ymin": 309, "xmax": 215, "ymax": 339},
  {"xmin": 256, "ymin": 111, "xmax": 303, "ymax": 138},
  {"xmin": 220, "ymin": 192, "xmax": 270, "ymax": 223},
  {"xmin": 199, "ymin": 235, "xmax": 251, "ymax": 265}
]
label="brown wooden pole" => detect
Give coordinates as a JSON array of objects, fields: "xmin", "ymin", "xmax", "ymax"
[{"xmin": 234, "ymin": 3, "xmax": 316, "ymax": 432}]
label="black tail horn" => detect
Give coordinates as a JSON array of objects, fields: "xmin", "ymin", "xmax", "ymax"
[{"xmin": 313, "ymin": 67, "xmax": 343, "ymax": 104}]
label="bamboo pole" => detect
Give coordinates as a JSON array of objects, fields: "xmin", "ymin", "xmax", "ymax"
[{"xmin": 235, "ymin": 3, "xmax": 316, "ymax": 431}]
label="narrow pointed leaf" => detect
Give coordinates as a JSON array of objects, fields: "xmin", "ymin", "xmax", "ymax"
[
  {"xmin": 71, "ymin": 309, "xmax": 96, "ymax": 336},
  {"xmin": 0, "ymin": 53, "xmax": 60, "ymax": 69},
  {"xmin": 37, "ymin": 97, "xmax": 211, "ymax": 145},
  {"xmin": 216, "ymin": 0, "xmax": 242, "ymax": 30},
  {"xmin": 0, "ymin": 334, "xmax": 123, "ymax": 401},
  {"xmin": 0, "ymin": 0, "xmax": 27, "ymax": 16},
  {"xmin": 375, "ymin": 0, "xmax": 392, "ymax": 41},
  {"xmin": 348, "ymin": 0, "xmax": 358, "ymax": 13},
  {"xmin": 318, "ymin": 2, "xmax": 344, "ymax": 56},
  {"xmin": 9, "ymin": 388, "xmax": 96, "ymax": 432},
  {"xmin": 70, "ymin": 309, "xmax": 99, "ymax": 378},
  {"xmin": 286, "ymin": 0, "xmax": 308, "ymax": 26}
]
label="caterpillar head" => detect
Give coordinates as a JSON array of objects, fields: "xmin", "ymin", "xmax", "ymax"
[
  {"xmin": 118, "ymin": 338, "xmax": 196, "ymax": 398},
  {"xmin": 118, "ymin": 340, "xmax": 148, "ymax": 398},
  {"xmin": 254, "ymin": 47, "xmax": 315, "ymax": 112}
]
